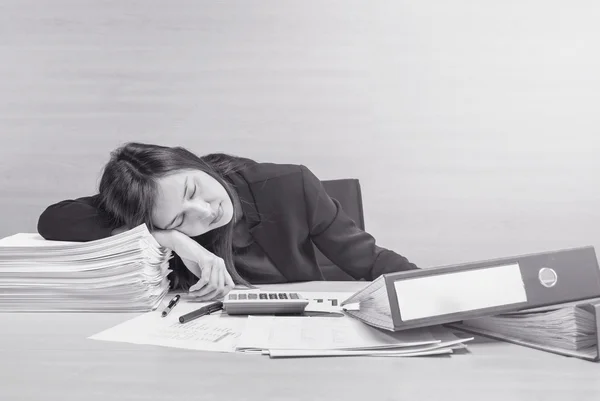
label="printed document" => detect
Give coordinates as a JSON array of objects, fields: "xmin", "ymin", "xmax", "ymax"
[
  {"xmin": 90, "ymin": 300, "xmax": 246, "ymax": 353},
  {"xmin": 236, "ymin": 315, "xmax": 441, "ymax": 351},
  {"xmin": 88, "ymin": 291, "xmax": 473, "ymax": 358}
]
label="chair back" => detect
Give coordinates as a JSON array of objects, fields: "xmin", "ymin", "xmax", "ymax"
[{"xmin": 316, "ymin": 178, "xmax": 365, "ymax": 281}]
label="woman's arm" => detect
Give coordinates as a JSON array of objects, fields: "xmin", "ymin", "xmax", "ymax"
[
  {"xmin": 37, "ymin": 195, "xmax": 233, "ymax": 297},
  {"xmin": 301, "ymin": 165, "xmax": 419, "ymax": 281},
  {"xmin": 37, "ymin": 195, "xmax": 118, "ymax": 241}
]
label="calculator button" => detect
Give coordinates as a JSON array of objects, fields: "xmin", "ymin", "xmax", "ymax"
[
  {"xmin": 268, "ymin": 294, "xmax": 277, "ymax": 299},
  {"xmin": 278, "ymin": 293, "xmax": 288, "ymax": 299},
  {"xmin": 259, "ymin": 293, "xmax": 268, "ymax": 300},
  {"xmin": 289, "ymin": 293, "xmax": 299, "ymax": 299},
  {"xmin": 248, "ymin": 293, "xmax": 258, "ymax": 300},
  {"xmin": 239, "ymin": 293, "xmax": 247, "ymax": 300},
  {"xmin": 228, "ymin": 294, "xmax": 237, "ymax": 300}
]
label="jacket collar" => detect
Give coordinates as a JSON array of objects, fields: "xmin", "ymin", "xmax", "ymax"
[
  {"xmin": 225, "ymin": 169, "xmax": 298, "ymax": 281},
  {"xmin": 225, "ymin": 170, "xmax": 261, "ymax": 229}
]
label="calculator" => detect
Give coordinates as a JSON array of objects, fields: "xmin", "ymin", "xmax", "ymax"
[{"xmin": 222, "ymin": 290, "xmax": 310, "ymax": 315}]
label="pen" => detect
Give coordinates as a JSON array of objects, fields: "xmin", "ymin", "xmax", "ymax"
[
  {"xmin": 179, "ymin": 301, "xmax": 223, "ymax": 324},
  {"xmin": 161, "ymin": 295, "xmax": 181, "ymax": 317}
]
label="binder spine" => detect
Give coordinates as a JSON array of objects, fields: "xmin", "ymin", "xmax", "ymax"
[{"xmin": 383, "ymin": 273, "xmax": 402, "ymax": 329}]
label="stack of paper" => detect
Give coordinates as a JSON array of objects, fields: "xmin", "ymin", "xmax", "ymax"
[
  {"xmin": 458, "ymin": 303, "xmax": 598, "ymax": 351},
  {"xmin": 0, "ymin": 224, "xmax": 172, "ymax": 312},
  {"xmin": 236, "ymin": 315, "xmax": 473, "ymax": 358}
]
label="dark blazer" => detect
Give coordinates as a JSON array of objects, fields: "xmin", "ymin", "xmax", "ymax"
[{"xmin": 37, "ymin": 162, "xmax": 418, "ymax": 282}]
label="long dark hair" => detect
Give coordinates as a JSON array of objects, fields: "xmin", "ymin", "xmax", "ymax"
[{"xmin": 97, "ymin": 142, "xmax": 254, "ymax": 290}]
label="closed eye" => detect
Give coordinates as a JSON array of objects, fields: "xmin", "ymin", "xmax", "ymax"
[{"xmin": 189, "ymin": 184, "xmax": 197, "ymax": 198}]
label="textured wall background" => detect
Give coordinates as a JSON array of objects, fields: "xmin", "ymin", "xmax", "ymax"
[{"xmin": 1, "ymin": 0, "xmax": 599, "ymax": 268}]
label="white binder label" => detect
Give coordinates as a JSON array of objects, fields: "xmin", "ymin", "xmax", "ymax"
[{"xmin": 394, "ymin": 264, "xmax": 527, "ymax": 321}]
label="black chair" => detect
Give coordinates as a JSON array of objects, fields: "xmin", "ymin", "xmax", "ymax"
[{"xmin": 315, "ymin": 178, "xmax": 366, "ymax": 281}]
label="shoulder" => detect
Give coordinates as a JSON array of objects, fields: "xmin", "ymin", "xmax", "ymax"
[
  {"xmin": 202, "ymin": 153, "xmax": 311, "ymax": 183},
  {"xmin": 231, "ymin": 162, "xmax": 333, "ymax": 220},
  {"xmin": 237, "ymin": 162, "xmax": 313, "ymax": 184}
]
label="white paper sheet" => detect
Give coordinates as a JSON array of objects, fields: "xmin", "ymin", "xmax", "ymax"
[
  {"xmin": 88, "ymin": 291, "xmax": 360, "ymax": 353},
  {"xmin": 264, "ymin": 325, "xmax": 473, "ymax": 358},
  {"xmin": 267, "ymin": 347, "xmax": 455, "ymax": 358},
  {"xmin": 89, "ymin": 300, "xmax": 247, "ymax": 353},
  {"xmin": 88, "ymin": 290, "xmax": 473, "ymax": 358},
  {"xmin": 236, "ymin": 315, "xmax": 440, "ymax": 351}
]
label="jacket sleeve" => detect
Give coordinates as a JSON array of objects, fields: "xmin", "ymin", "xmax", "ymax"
[
  {"xmin": 37, "ymin": 195, "xmax": 118, "ymax": 242},
  {"xmin": 36, "ymin": 194, "xmax": 190, "ymax": 290},
  {"xmin": 301, "ymin": 165, "xmax": 419, "ymax": 280}
]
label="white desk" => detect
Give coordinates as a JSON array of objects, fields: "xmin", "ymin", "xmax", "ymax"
[{"xmin": 1, "ymin": 281, "xmax": 599, "ymax": 401}]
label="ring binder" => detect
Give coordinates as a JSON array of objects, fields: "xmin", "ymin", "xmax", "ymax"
[{"xmin": 341, "ymin": 246, "xmax": 600, "ymax": 332}]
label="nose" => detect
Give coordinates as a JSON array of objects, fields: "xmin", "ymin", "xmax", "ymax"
[{"xmin": 188, "ymin": 201, "xmax": 214, "ymax": 221}]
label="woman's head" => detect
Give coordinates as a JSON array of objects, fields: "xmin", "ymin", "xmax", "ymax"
[
  {"xmin": 98, "ymin": 142, "xmax": 251, "ymax": 289},
  {"xmin": 99, "ymin": 142, "xmax": 237, "ymax": 236},
  {"xmin": 151, "ymin": 168, "xmax": 232, "ymax": 236}
]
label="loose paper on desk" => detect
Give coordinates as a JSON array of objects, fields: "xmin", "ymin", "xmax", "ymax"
[
  {"xmin": 89, "ymin": 291, "xmax": 472, "ymax": 357},
  {"xmin": 266, "ymin": 325, "xmax": 472, "ymax": 358},
  {"xmin": 90, "ymin": 300, "xmax": 247, "ymax": 353},
  {"xmin": 236, "ymin": 315, "xmax": 469, "ymax": 351},
  {"xmin": 267, "ymin": 347, "xmax": 455, "ymax": 358},
  {"xmin": 89, "ymin": 291, "xmax": 354, "ymax": 353}
]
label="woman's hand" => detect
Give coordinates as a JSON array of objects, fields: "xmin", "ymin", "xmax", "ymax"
[{"xmin": 152, "ymin": 230, "xmax": 235, "ymax": 301}]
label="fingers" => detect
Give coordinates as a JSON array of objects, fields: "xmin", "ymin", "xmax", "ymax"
[
  {"xmin": 189, "ymin": 263, "xmax": 211, "ymax": 293},
  {"xmin": 161, "ymin": 232, "xmax": 237, "ymax": 301},
  {"xmin": 203, "ymin": 262, "xmax": 221, "ymax": 298},
  {"xmin": 189, "ymin": 258, "xmax": 225, "ymax": 298},
  {"xmin": 214, "ymin": 268, "xmax": 234, "ymax": 299},
  {"xmin": 183, "ymin": 254, "xmax": 236, "ymax": 301},
  {"xmin": 224, "ymin": 269, "xmax": 235, "ymax": 289}
]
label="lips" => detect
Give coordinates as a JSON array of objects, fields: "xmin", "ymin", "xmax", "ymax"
[{"xmin": 210, "ymin": 204, "xmax": 223, "ymax": 225}]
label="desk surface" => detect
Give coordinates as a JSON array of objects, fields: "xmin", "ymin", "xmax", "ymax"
[{"xmin": 1, "ymin": 281, "xmax": 599, "ymax": 401}]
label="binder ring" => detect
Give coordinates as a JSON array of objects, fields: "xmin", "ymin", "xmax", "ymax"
[{"xmin": 538, "ymin": 267, "xmax": 558, "ymax": 288}]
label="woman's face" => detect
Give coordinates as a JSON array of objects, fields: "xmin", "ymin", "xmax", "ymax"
[{"xmin": 151, "ymin": 169, "xmax": 234, "ymax": 237}]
